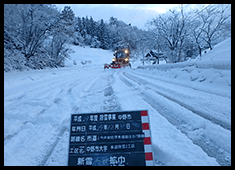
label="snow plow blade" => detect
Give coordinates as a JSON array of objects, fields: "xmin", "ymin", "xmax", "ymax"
[{"xmin": 104, "ymin": 64, "xmax": 130, "ymax": 69}]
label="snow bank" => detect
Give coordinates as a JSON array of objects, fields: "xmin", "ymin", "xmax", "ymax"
[{"xmin": 195, "ymin": 38, "xmax": 231, "ymax": 62}]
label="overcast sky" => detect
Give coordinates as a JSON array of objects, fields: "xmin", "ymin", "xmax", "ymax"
[{"xmin": 55, "ymin": 4, "xmax": 180, "ymax": 30}]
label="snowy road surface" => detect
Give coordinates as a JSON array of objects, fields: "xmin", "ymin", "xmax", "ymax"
[{"xmin": 4, "ymin": 41, "xmax": 231, "ymax": 166}]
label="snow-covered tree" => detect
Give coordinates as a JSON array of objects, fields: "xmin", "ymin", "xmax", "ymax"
[
  {"xmin": 147, "ymin": 4, "xmax": 231, "ymax": 62},
  {"xmin": 197, "ymin": 4, "xmax": 231, "ymax": 50},
  {"xmin": 149, "ymin": 6, "xmax": 188, "ymax": 63},
  {"xmin": 97, "ymin": 19, "xmax": 110, "ymax": 49},
  {"xmin": 4, "ymin": 4, "xmax": 72, "ymax": 71},
  {"xmin": 60, "ymin": 6, "xmax": 74, "ymax": 23}
]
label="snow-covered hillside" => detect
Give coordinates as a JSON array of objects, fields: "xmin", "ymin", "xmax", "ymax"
[
  {"xmin": 4, "ymin": 38, "xmax": 231, "ymax": 166},
  {"xmin": 65, "ymin": 45, "xmax": 113, "ymax": 67}
]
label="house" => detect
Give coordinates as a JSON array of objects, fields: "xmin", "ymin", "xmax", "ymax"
[{"xmin": 143, "ymin": 50, "xmax": 168, "ymax": 64}]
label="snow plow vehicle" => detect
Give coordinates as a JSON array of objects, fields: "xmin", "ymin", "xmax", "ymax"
[{"xmin": 104, "ymin": 49, "xmax": 131, "ymax": 69}]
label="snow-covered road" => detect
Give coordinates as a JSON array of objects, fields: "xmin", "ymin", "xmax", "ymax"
[
  {"xmin": 4, "ymin": 66, "xmax": 230, "ymax": 166},
  {"xmin": 4, "ymin": 39, "xmax": 231, "ymax": 166}
]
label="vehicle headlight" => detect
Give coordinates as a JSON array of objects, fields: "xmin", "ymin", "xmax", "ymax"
[
  {"xmin": 112, "ymin": 58, "xmax": 116, "ymax": 61},
  {"xmin": 125, "ymin": 58, "xmax": 129, "ymax": 61},
  {"xmin": 125, "ymin": 50, "xmax": 128, "ymax": 53}
]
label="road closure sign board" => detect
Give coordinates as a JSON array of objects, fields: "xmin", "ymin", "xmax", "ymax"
[{"xmin": 68, "ymin": 110, "xmax": 154, "ymax": 166}]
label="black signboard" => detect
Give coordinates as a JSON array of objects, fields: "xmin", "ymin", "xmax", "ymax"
[{"xmin": 68, "ymin": 110, "xmax": 153, "ymax": 166}]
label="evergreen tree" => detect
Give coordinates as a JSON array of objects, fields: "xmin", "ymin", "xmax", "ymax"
[
  {"xmin": 81, "ymin": 17, "xmax": 87, "ymax": 38},
  {"xmin": 97, "ymin": 19, "xmax": 110, "ymax": 49},
  {"xmin": 76, "ymin": 17, "xmax": 83, "ymax": 31},
  {"xmin": 89, "ymin": 16, "xmax": 97, "ymax": 38},
  {"xmin": 60, "ymin": 6, "xmax": 75, "ymax": 23},
  {"xmin": 72, "ymin": 16, "xmax": 84, "ymax": 46},
  {"xmin": 59, "ymin": 6, "xmax": 75, "ymax": 37},
  {"xmin": 109, "ymin": 16, "xmax": 118, "ymax": 26}
]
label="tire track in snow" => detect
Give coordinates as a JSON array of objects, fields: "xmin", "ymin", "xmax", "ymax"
[
  {"xmin": 129, "ymin": 69, "xmax": 230, "ymax": 99},
  {"xmin": 39, "ymin": 127, "xmax": 68, "ymax": 166},
  {"xmin": 36, "ymin": 72, "xmax": 107, "ymax": 166},
  {"xmin": 75, "ymin": 70, "xmax": 121, "ymax": 113},
  {"xmin": 4, "ymin": 71, "xmax": 79, "ymax": 107},
  {"xmin": 101, "ymin": 71, "xmax": 122, "ymax": 112},
  {"xmin": 119, "ymin": 71, "xmax": 231, "ymax": 166},
  {"xmin": 4, "ymin": 68, "xmax": 107, "ymax": 166},
  {"xmin": 4, "ymin": 71, "xmax": 88, "ymax": 123},
  {"xmin": 4, "ymin": 74, "xmax": 88, "ymax": 146},
  {"xmin": 124, "ymin": 72, "xmax": 231, "ymax": 131},
  {"xmin": 39, "ymin": 70, "xmax": 121, "ymax": 165}
]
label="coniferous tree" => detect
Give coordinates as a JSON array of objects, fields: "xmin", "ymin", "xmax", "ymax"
[{"xmin": 97, "ymin": 19, "xmax": 110, "ymax": 49}]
